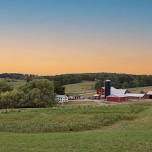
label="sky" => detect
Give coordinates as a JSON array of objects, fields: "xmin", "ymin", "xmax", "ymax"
[{"xmin": 0, "ymin": 0, "xmax": 152, "ymax": 75}]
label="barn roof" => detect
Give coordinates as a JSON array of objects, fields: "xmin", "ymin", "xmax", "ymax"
[{"xmin": 102, "ymin": 87, "xmax": 127, "ymax": 97}]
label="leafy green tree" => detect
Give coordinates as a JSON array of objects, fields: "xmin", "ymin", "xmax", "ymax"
[
  {"xmin": 0, "ymin": 80, "xmax": 12, "ymax": 93},
  {"xmin": 54, "ymin": 81, "xmax": 65, "ymax": 95},
  {"xmin": 95, "ymin": 80, "xmax": 103, "ymax": 90},
  {"xmin": 21, "ymin": 79, "xmax": 55, "ymax": 107},
  {"xmin": 122, "ymin": 82, "xmax": 129, "ymax": 88}
]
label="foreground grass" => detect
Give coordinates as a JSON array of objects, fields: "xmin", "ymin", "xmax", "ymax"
[
  {"xmin": 0, "ymin": 103, "xmax": 146, "ymax": 133},
  {"xmin": 0, "ymin": 102, "xmax": 152, "ymax": 152},
  {"xmin": 1, "ymin": 126, "xmax": 152, "ymax": 152}
]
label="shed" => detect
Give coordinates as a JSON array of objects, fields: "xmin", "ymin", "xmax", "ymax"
[
  {"xmin": 56, "ymin": 95, "xmax": 68, "ymax": 103},
  {"xmin": 125, "ymin": 93, "xmax": 145, "ymax": 100}
]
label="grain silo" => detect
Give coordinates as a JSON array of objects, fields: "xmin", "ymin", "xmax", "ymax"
[{"xmin": 104, "ymin": 80, "xmax": 111, "ymax": 98}]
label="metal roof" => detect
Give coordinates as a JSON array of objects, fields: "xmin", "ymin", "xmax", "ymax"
[
  {"xmin": 125, "ymin": 93, "xmax": 145, "ymax": 98},
  {"xmin": 147, "ymin": 91, "xmax": 152, "ymax": 95},
  {"xmin": 102, "ymin": 87, "xmax": 127, "ymax": 97}
]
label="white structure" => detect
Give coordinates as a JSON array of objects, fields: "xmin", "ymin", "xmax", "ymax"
[
  {"xmin": 110, "ymin": 87, "xmax": 127, "ymax": 96},
  {"xmin": 102, "ymin": 87, "xmax": 127, "ymax": 96},
  {"xmin": 147, "ymin": 91, "xmax": 152, "ymax": 95},
  {"xmin": 125, "ymin": 93, "xmax": 145, "ymax": 98},
  {"xmin": 56, "ymin": 95, "xmax": 68, "ymax": 103}
]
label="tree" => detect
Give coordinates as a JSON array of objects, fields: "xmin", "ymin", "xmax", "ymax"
[
  {"xmin": 20, "ymin": 79, "xmax": 55, "ymax": 107},
  {"xmin": 95, "ymin": 80, "xmax": 103, "ymax": 90},
  {"xmin": 54, "ymin": 81, "xmax": 65, "ymax": 95},
  {"xmin": 25, "ymin": 74, "xmax": 34, "ymax": 82},
  {"xmin": 0, "ymin": 79, "xmax": 12, "ymax": 93},
  {"xmin": 122, "ymin": 82, "xmax": 129, "ymax": 89}
]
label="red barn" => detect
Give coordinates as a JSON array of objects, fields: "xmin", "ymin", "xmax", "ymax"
[
  {"xmin": 107, "ymin": 95, "xmax": 128, "ymax": 102},
  {"xmin": 96, "ymin": 88, "xmax": 104, "ymax": 96}
]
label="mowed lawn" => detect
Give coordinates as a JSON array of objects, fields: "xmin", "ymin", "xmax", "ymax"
[{"xmin": 1, "ymin": 102, "xmax": 152, "ymax": 152}]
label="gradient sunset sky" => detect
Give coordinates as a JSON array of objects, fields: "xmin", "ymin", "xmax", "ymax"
[{"xmin": 0, "ymin": 0, "xmax": 152, "ymax": 75}]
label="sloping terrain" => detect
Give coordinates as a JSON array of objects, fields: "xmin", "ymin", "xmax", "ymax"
[{"xmin": 0, "ymin": 102, "xmax": 152, "ymax": 152}]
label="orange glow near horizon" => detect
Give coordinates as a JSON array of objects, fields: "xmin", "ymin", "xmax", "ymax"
[{"xmin": 0, "ymin": 37, "xmax": 151, "ymax": 75}]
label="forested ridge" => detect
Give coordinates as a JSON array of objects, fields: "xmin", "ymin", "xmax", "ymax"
[
  {"xmin": 45, "ymin": 73, "xmax": 152, "ymax": 88},
  {"xmin": 1, "ymin": 72, "xmax": 152, "ymax": 88}
]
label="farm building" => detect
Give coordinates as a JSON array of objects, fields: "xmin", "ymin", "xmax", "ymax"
[
  {"xmin": 93, "ymin": 94, "xmax": 104, "ymax": 100},
  {"xmin": 109, "ymin": 87, "xmax": 127, "ymax": 96},
  {"xmin": 68, "ymin": 95, "xmax": 82, "ymax": 100},
  {"xmin": 56, "ymin": 95, "xmax": 68, "ymax": 103},
  {"xmin": 95, "ymin": 87, "xmax": 127, "ymax": 100},
  {"xmin": 97, "ymin": 87, "xmax": 127, "ymax": 96},
  {"xmin": 106, "ymin": 87, "xmax": 128, "ymax": 102},
  {"xmin": 94, "ymin": 80, "xmax": 128, "ymax": 102},
  {"xmin": 147, "ymin": 91, "xmax": 152, "ymax": 99},
  {"xmin": 107, "ymin": 95, "xmax": 128, "ymax": 102},
  {"xmin": 95, "ymin": 80, "xmax": 152, "ymax": 102},
  {"xmin": 125, "ymin": 93, "xmax": 146, "ymax": 100},
  {"xmin": 93, "ymin": 94, "xmax": 100, "ymax": 100}
]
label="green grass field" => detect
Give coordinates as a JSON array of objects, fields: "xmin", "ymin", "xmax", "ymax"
[
  {"xmin": 65, "ymin": 81, "xmax": 152, "ymax": 97},
  {"xmin": 65, "ymin": 81, "xmax": 96, "ymax": 94},
  {"xmin": 65, "ymin": 81, "xmax": 96, "ymax": 98},
  {"xmin": 1, "ymin": 80, "xmax": 152, "ymax": 151},
  {"xmin": 1, "ymin": 102, "xmax": 152, "ymax": 152},
  {"xmin": 0, "ymin": 103, "xmax": 144, "ymax": 133},
  {"xmin": 129, "ymin": 86, "xmax": 152, "ymax": 93},
  {"xmin": 5, "ymin": 79, "xmax": 26, "ymax": 89}
]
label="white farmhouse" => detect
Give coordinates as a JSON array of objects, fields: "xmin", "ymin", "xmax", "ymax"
[{"xmin": 56, "ymin": 95, "xmax": 68, "ymax": 103}]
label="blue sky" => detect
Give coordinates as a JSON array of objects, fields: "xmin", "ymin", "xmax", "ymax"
[{"xmin": 0, "ymin": 0, "xmax": 151, "ymax": 74}]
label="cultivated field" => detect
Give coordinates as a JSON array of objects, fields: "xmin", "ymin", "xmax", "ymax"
[
  {"xmin": 0, "ymin": 103, "xmax": 144, "ymax": 133},
  {"xmin": 0, "ymin": 102, "xmax": 152, "ymax": 152}
]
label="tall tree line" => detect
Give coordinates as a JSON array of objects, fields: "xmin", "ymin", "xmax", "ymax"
[{"xmin": 1, "ymin": 73, "xmax": 152, "ymax": 88}]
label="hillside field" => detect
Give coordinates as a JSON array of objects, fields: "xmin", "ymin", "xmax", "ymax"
[
  {"xmin": 65, "ymin": 81, "xmax": 152, "ymax": 96},
  {"xmin": 0, "ymin": 102, "xmax": 152, "ymax": 152},
  {"xmin": 65, "ymin": 81, "xmax": 96, "ymax": 94},
  {"xmin": 129, "ymin": 86, "xmax": 152, "ymax": 93},
  {"xmin": 3, "ymin": 79, "xmax": 152, "ymax": 95}
]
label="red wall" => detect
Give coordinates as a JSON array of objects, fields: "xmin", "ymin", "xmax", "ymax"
[
  {"xmin": 107, "ymin": 96, "xmax": 128, "ymax": 102},
  {"xmin": 97, "ymin": 88, "xmax": 104, "ymax": 95}
]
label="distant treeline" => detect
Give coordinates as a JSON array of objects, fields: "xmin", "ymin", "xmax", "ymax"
[
  {"xmin": 44, "ymin": 73, "xmax": 152, "ymax": 88},
  {"xmin": 0, "ymin": 73, "xmax": 37, "ymax": 80},
  {"xmin": 1, "ymin": 73, "xmax": 152, "ymax": 88}
]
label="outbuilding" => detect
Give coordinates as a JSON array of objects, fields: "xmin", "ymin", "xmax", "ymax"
[
  {"xmin": 56, "ymin": 95, "xmax": 68, "ymax": 103},
  {"xmin": 125, "ymin": 93, "xmax": 145, "ymax": 100}
]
